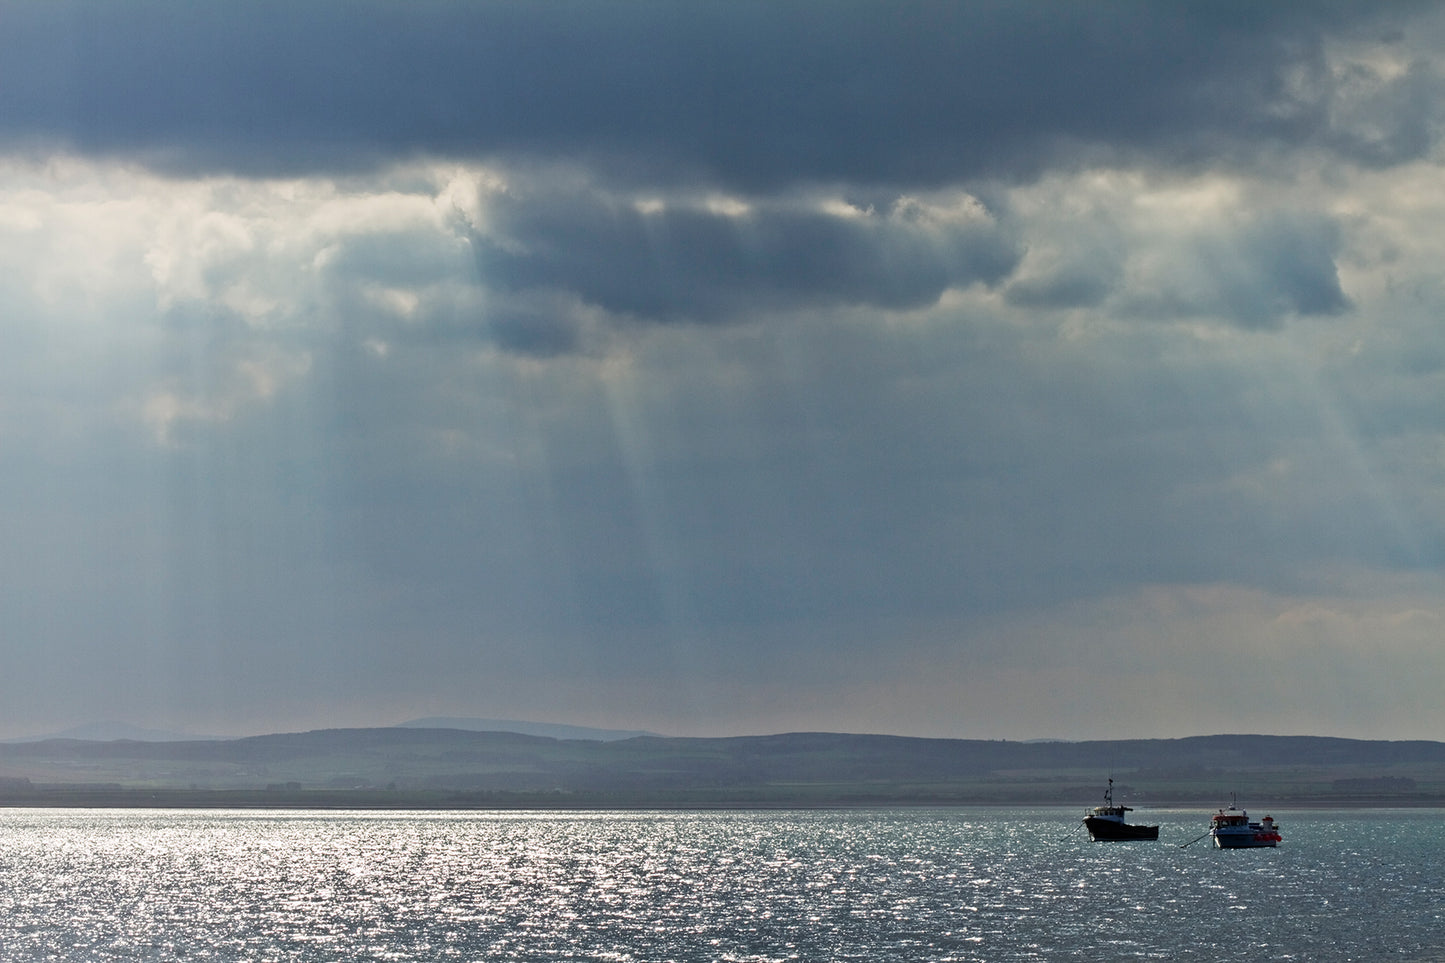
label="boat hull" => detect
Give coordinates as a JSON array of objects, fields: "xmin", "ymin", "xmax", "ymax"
[
  {"xmin": 1212, "ymin": 832, "xmax": 1279, "ymax": 849},
  {"xmin": 1084, "ymin": 817, "xmax": 1159, "ymax": 841}
]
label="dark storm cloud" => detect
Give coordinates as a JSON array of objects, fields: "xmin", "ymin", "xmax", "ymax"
[
  {"xmin": 483, "ymin": 304, "xmax": 589, "ymax": 358},
  {"xmin": 476, "ymin": 190, "xmax": 1020, "ymax": 322},
  {"xmin": 0, "ymin": 1, "xmax": 1435, "ymax": 187}
]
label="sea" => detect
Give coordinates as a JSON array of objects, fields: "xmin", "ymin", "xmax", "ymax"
[{"xmin": 0, "ymin": 806, "xmax": 1440, "ymax": 962}]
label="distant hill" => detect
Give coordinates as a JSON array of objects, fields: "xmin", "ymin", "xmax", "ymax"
[
  {"xmin": 4, "ymin": 717, "xmax": 654, "ymax": 745},
  {"xmin": 1, "ymin": 729, "xmax": 1443, "ymax": 807},
  {"xmin": 395, "ymin": 717, "xmax": 657, "ymax": 741}
]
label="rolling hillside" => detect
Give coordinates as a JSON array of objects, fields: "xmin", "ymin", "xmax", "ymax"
[{"xmin": 1, "ymin": 728, "xmax": 1442, "ymax": 807}]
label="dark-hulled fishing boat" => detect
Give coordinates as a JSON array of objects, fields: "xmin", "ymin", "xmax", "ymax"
[{"xmin": 1083, "ymin": 778, "xmax": 1159, "ymax": 841}]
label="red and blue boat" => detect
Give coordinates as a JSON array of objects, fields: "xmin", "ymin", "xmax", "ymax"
[{"xmin": 1209, "ymin": 801, "xmax": 1282, "ymax": 848}]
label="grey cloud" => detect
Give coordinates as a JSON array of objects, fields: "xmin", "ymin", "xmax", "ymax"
[
  {"xmin": 475, "ymin": 192, "xmax": 1020, "ymax": 323},
  {"xmin": 312, "ymin": 230, "xmax": 596, "ymax": 357},
  {"xmin": 1324, "ymin": 58, "xmax": 1443, "ymax": 168},
  {"xmin": 1004, "ymin": 270, "xmax": 1117, "ymax": 310},
  {"xmin": 0, "ymin": 1, "xmax": 1436, "ymax": 188},
  {"xmin": 483, "ymin": 305, "xmax": 589, "ymax": 358},
  {"xmin": 321, "ymin": 230, "xmax": 472, "ymax": 293},
  {"xmin": 1124, "ymin": 211, "xmax": 1348, "ymax": 328},
  {"xmin": 1240, "ymin": 216, "xmax": 1350, "ymax": 318},
  {"xmin": 1003, "ymin": 235, "xmax": 1125, "ymax": 311},
  {"xmin": 999, "ymin": 201, "xmax": 1345, "ymax": 326}
]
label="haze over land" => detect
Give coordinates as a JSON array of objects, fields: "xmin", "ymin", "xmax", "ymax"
[
  {"xmin": 2, "ymin": 3, "xmax": 1445, "ymax": 742},
  {"xmin": 3, "ymin": 727, "xmax": 1443, "ymax": 809}
]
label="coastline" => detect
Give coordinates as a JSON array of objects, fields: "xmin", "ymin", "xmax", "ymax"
[{"xmin": 2, "ymin": 786, "xmax": 1442, "ymax": 811}]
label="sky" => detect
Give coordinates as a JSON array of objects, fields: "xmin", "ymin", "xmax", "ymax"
[{"xmin": 1, "ymin": 1, "xmax": 1444, "ymax": 741}]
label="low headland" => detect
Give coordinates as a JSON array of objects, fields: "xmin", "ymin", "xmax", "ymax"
[{"xmin": 2, "ymin": 728, "xmax": 1443, "ymax": 809}]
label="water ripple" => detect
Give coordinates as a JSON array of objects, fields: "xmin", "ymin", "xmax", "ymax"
[{"xmin": 0, "ymin": 808, "xmax": 1441, "ymax": 961}]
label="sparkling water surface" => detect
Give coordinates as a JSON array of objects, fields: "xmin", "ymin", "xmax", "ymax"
[{"xmin": 0, "ymin": 807, "xmax": 1440, "ymax": 961}]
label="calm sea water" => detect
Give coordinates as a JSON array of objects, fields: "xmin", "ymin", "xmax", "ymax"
[{"xmin": 0, "ymin": 807, "xmax": 1440, "ymax": 961}]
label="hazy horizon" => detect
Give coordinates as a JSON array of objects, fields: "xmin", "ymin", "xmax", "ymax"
[
  {"xmin": 2, "ymin": 2, "xmax": 1444, "ymax": 743},
  {"xmin": 14, "ymin": 711, "xmax": 1445, "ymax": 740}
]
